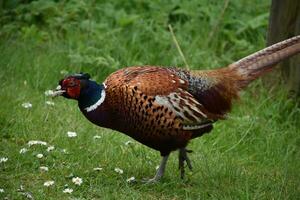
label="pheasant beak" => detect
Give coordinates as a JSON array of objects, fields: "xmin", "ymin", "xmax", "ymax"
[{"xmin": 51, "ymin": 85, "xmax": 66, "ymax": 97}]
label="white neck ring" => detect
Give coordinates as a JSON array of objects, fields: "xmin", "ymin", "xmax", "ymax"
[{"xmin": 84, "ymin": 89, "xmax": 106, "ymax": 112}]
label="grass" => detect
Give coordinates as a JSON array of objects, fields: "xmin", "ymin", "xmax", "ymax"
[{"xmin": 0, "ymin": 0, "xmax": 300, "ymax": 199}]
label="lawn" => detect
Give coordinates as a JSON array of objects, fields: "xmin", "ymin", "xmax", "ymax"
[{"xmin": 0, "ymin": 0, "xmax": 299, "ymax": 199}]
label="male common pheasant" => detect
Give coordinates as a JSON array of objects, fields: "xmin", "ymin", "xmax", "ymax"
[{"xmin": 52, "ymin": 36, "xmax": 300, "ymax": 182}]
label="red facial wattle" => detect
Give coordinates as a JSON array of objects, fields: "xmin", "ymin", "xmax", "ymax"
[{"xmin": 62, "ymin": 78, "xmax": 81, "ymax": 99}]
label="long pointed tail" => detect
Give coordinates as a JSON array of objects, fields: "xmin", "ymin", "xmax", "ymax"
[
  {"xmin": 189, "ymin": 35, "xmax": 300, "ymax": 116},
  {"xmin": 229, "ymin": 35, "xmax": 300, "ymax": 88}
]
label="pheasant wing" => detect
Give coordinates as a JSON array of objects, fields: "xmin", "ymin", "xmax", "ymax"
[{"xmin": 105, "ymin": 66, "xmax": 214, "ymax": 130}]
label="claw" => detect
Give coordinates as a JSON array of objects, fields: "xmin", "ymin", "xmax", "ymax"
[
  {"xmin": 186, "ymin": 149, "xmax": 193, "ymax": 153},
  {"xmin": 141, "ymin": 177, "xmax": 159, "ymax": 184}
]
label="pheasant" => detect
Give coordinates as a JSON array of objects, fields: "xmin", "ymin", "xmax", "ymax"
[{"xmin": 52, "ymin": 35, "xmax": 300, "ymax": 182}]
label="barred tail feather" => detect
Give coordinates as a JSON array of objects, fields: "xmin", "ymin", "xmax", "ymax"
[
  {"xmin": 229, "ymin": 35, "xmax": 300, "ymax": 87},
  {"xmin": 189, "ymin": 35, "xmax": 300, "ymax": 117}
]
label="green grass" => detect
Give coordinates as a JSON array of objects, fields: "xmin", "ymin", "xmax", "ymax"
[{"xmin": 1, "ymin": 0, "xmax": 300, "ymax": 199}]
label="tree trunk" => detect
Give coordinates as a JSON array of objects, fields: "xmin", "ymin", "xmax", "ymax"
[{"xmin": 267, "ymin": 0, "xmax": 300, "ymax": 96}]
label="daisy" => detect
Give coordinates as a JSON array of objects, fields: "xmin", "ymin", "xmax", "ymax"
[
  {"xmin": 72, "ymin": 177, "xmax": 83, "ymax": 186},
  {"xmin": 28, "ymin": 140, "xmax": 47, "ymax": 146},
  {"xmin": 93, "ymin": 135, "xmax": 101, "ymax": 139},
  {"xmin": 0, "ymin": 157, "xmax": 8, "ymax": 163},
  {"xmin": 60, "ymin": 70, "xmax": 68, "ymax": 75},
  {"xmin": 63, "ymin": 188, "xmax": 73, "ymax": 194},
  {"xmin": 67, "ymin": 131, "xmax": 77, "ymax": 138},
  {"xmin": 93, "ymin": 167, "xmax": 103, "ymax": 171},
  {"xmin": 36, "ymin": 154, "xmax": 44, "ymax": 159},
  {"xmin": 0, "ymin": 188, "xmax": 4, "ymax": 193},
  {"xmin": 44, "ymin": 90, "xmax": 54, "ymax": 96},
  {"xmin": 126, "ymin": 177, "xmax": 135, "ymax": 183},
  {"xmin": 18, "ymin": 185, "xmax": 24, "ymax": 191},
  {"xmin": 43, "ymin": 180, "xmax": 54, "ymax": 187},
  {"xmin": 22, "ymin": 192, "xmax": 33, "ymax": 199},
  {"xmin": 114, "ymin": 168, "xmax": 124, "ymax": 174},
  {"xmin": 19, "ymin": 148, "xmax": 28, "ymax": 154},
  {"xmin": 45, "ymin": 101, "xmax": 55, "ymax": 106},
  {"xmin": 47, "ymin": 146, "xmax": 55, "ymax": 152},
  {"xmin": 40, "ymin": 166, "xmax": 49, "ymax": 172},
  {"xmin": 62, "ymin": 149, "xmax": 68, "ymax": 154},
  {"xmin": 22, "ymin": 102, "xmax": 32, "ymax": 109},
  {"xmin": 125, "ymin": 141, "xmax": 134, "ymax": 146}
]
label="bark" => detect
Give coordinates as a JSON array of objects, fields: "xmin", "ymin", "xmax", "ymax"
[{"xmin": 266, "ymin": 0, "xmax": 300, "ymax": 96}]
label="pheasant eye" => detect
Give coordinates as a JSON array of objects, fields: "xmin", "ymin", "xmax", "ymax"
[{"xmin": 68, "ymin": 81, "xmax": 76, "ymax": 87}]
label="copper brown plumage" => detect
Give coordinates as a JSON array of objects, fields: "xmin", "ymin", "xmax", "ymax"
[
  {"xmin": 52, "ymin": 35, "xmax": 300, "ymax": 182},
  {"xmin": 102, "ymin": 67, "xmax": 214, "ymax": 155}
]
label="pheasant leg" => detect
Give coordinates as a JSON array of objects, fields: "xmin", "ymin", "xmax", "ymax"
[
  {"xmin": 178, "ymin": 148, "xmax": 193, "ymax": 179},
  {"xmin": 143, "ymin": 155, "xmax": 169, "ymax": 183}
]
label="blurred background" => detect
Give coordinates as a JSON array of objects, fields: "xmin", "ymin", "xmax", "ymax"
[
  {"xmin": 1, "ymin": 0, "xmax": 273, "ymax": 85},
  {"xmin": 0, "ymin": 0, "xmax": 299, "ymax": 199}
]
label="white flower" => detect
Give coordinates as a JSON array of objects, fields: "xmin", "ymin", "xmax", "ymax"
[
  {"xmin": 0, "ymin": 157, "xmax": 8, "ymax": 163},
  {"xmin": 18, "ymin": 185, "xmax": 24, "ymax": 191},
  {"xmin": 40, "ymin": 166, "xmax": 49, "ymax": 172},
  {"xmin": 22, "ymin": 192, "xmax": 33, "ymax": 199},
  {"xmin": 45, "ymin": 101, "xmax": 55, "ymax": 106},
  {"xmin": 63, "ymin": 188, "xmax": 73, "ymax": 194},
  {"xmin": 22, "ymin": 102, "xmax": 32, "ymax": 109},
  {"xmin": 72, "ymin": 177, "xmax": 83, "ymax": 185},
  {"xmin": 47, "ymin": 146, "xmax": 55, "ymax": 152},
  {"xmin": 44, "ymin": 90, "xmax": 54, "ymax": 96},
  {"xmin": 27, "ymin": 140, "xmax": 47, "ymax": 146},
  {"xmin": 125, "ymin": 140, "xmax": 134, "ymax": 146},
  {"xmin": 155, "ymin": 165, "xmax": 160, "ymax": 170},
  {"xmin": 0, "ymin": 188, "xmax": 4, "ymax": 193},
  {"xmin": 43, "ymin": 180, "xmax": 54, "ymax": 187},
  {"xmin": 67, "ymin": 131, "xmax": 77, "ymax": 138},
  {"xmin": 126, "ymin": 177, "xmax": 135, "ymax": 183},
  {"xmin": 93, "ymin": 135, "xmax": 101, "ymax": 139},
  {"xmin": 19, "ymin": 148, "xmax": 28, "ymax": 154},
  {"xmin": 36, "ymin": 154, "xmax": 43, "ymax": 158},
  {"xmin": 60, "ymin": 70, "xmax": 68, "ymax": 75},
  {"xmin": 114, "ymin": 168, "xmax": 123, "ymax": 174},
  {"xmin": 93, "ymin": 167, "xmax": 103, "ymax": 171},
  {"xmin": 62, "ymin": 149, "xmax": 68, "ymax": 154}
]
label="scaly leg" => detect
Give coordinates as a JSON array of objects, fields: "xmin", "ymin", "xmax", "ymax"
[
  {"xmin": 178, "ymin": 148, "xmax": 193, "ymax": 179},
  {"xmin": 143, "ymin": 154, "xmax": 169, "ymax": 183}
]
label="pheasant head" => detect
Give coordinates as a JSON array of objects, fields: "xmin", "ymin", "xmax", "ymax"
[{"xmin": 53, "ymin": 73, "xmax": 106, "ymax": 112}]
